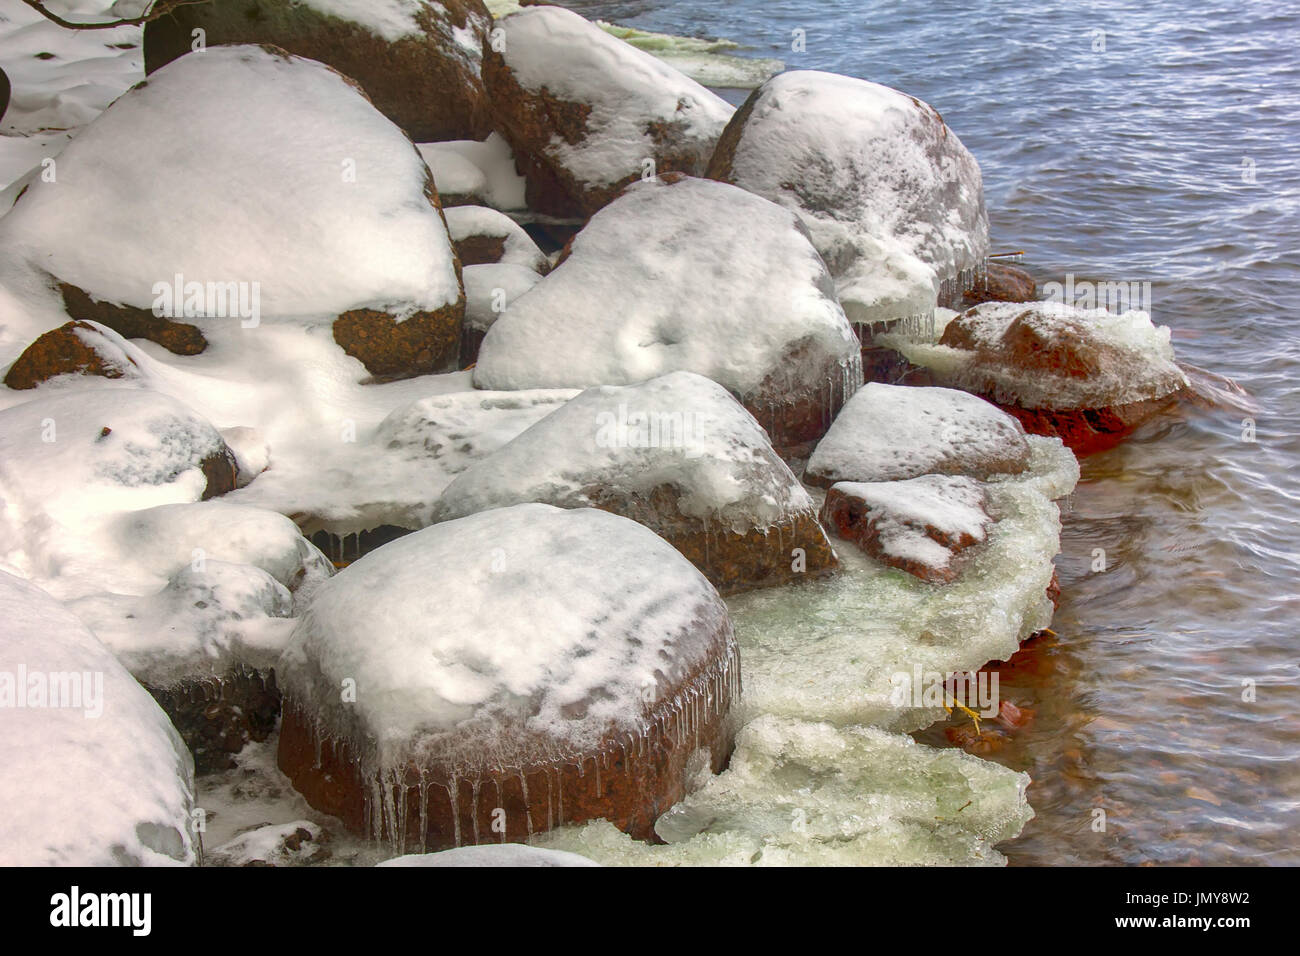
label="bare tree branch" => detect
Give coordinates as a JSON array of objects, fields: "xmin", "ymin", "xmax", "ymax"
[{"xmin": 20, "ymin": 0, "xmax": 207, "ymax": 31}]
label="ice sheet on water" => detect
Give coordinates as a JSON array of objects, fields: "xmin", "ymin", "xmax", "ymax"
[
  {"xmin": 733, "ymin": 437, "xmax": 1078, "ymax": 732},
  {"xmin": 433, "ymin": 372, "xmax": 814, "ymax": 532},
  {"xmin": 533, "ymin": 714, "xmax": 1031, "ymax": 866},
  {"xmin": 0, "ymin": 571, "xmax": 197, "ymax": 865}
]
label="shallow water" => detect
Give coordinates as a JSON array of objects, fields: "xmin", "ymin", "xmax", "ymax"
[{"xmin": 561, "ymin": 0, "xmax": 1300, "ymax": 864}]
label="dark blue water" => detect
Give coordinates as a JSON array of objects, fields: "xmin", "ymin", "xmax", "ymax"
[{"xmin": 563, "ymin": 0, "xmax": 1300, "ymax": 865}]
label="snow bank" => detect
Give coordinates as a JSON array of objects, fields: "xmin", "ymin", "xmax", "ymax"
[
  {"xmin": 0, "ymin": 571, "xmax": 196, "ymax": 865},
  {"xmin": 378, "ymin": 844, "xmax": 600, "ymax": 867},
  {"xmin": 534, "ymin": 714, "xmax": 1031, "ymax": 866},
  {"xmin": 806, "ymin": 382, "xmax": 1031, "ymax": 485},
  {"xmin": 710, "ymin": 71, "xmax": 988, "ymax": 329},
  {"xmin": 278, "ymin": 504, "xmax": 733, "ymax": 766},
  {"xmin": 434, "ymin": 372, "xmax": 813, "ymax": 532},
  {"xmin": 0, "ymin": 44, "xmax": 459, "ymax": 343},
  {"xmin": 473, "ymin": 176, "xmax": 859, "ymax": 407}
]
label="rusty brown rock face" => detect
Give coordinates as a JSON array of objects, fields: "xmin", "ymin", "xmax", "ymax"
[
  {"xmin": 333, "ymin": 304, "xmax": 464, "ymax": 382},
  {"xmin": 583, "ymin": 484, "xmax": 837, "ymax": 594},
  {"xmin": 3, "ymin": 321, "xmax": 138, "ymax": 390},
  {"xmin": 58, "ymin": 282, "xmax": 206, "ymax": 356},
  {"xmin": 277, "ymin": 639, "xmax": 739, "ymax": 852},
  {"xmin": 962, "ymin": 261, "xmax": 1037, "ymax": 306},
  {"xmin": 143, "ymin": 0, "xmax": 494, "ymax": 142},
  {"xmin": 744, "ymin": 339, "xmax": 863, "ymax": 461},
  {"xmin": 453, "ymin": 234, "xmax": 508, "ymax": 267}
]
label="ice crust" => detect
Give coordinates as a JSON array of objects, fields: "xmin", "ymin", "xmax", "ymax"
[
  {"xmin": 834, "ymin": 475, "xmax": 992, "ymax": 571},
  {"xmin": 378, "ymin": 843, "xmax": 600, "ymax": 867}
]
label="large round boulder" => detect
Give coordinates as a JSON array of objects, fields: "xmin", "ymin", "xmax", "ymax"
[
  {"xmin": 143, "ymin": 0, "xmax": 494, "ymax": 142},
  {"xmin": 0, "ymin": 45, "xmax": 464, "ymax": 381},
  {"xmin": 482, "ymin": 6, "xmax": 733, "ymax": 218},
  {"xmin": 433, "ymin": 372, "xmax": 838, "ymax": 592},
  {"xmin": 277, "ymin": 503, "xmax": 739, "ymax": 852},
  {"xmin": 472, "ymin": 175, "xmax": 862, "ymax": 458},
  {"xmin": 708, "ymin": 70, "xmax": 988, "ymax": 331}
]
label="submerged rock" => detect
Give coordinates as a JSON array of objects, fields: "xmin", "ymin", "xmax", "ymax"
[
  {"xmin": 0, "ymin": 572, "xmax": 198, "ymax": 865},
  {"xmin": 883, "ymin": 302, "xmax": 1190, "ymax": 453},
  {"xmin": 3, "ymin": 320, "xmax": 142, "ymax": 389},
  {"xmin": 0, "ymin": 45, "xmax": 463, "ymax": 382},
  {"xmin": 277, "ymin": 504, "xmax": 739, "ymax": 852},
  {"xmin": 805, "ymin": 382, "xmax": 1031, "ymax": 487},
  {"xmin": 483, "ymin": 6, "xmax": 733, "ymax": 217},
  {"xmin": 473, "ymin": 176, "xmax": 862, "ymax": 457},
  {"xmin": 708, "ymin": 70, "xmax": 988, "ymax": 330},
  {"xmin": 433, "ymin": 372, "xmax": 838, "ymax": 592},
  {"xmin": 820, "ymin": 476, "xmax": 993, "ymax": 584},
  {"xmin": 143, "ymin": 0, "xmax": 495, "ymax": 142}
]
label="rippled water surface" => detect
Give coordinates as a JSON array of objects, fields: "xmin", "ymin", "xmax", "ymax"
[{"xmin": 564, "ymin": 0, "xmax": 1300, "ymax": 864}]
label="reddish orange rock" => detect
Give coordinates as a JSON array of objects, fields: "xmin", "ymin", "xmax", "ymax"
[
  {"xmin": 3, "ymin": 321, "xmax": 139, "ymax": 390},
  {"xmin": 962, "ymin": 261, "xmax": 1037, "ymax": 306}
]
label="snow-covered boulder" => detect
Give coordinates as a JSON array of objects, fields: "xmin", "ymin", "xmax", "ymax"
[
  {"xmin": 444, "ymin": 205, "xmax": 549, "ymax": 273},
  {"xmin": 277, "ymin": 504, "xmax": 739, "ymax": 851},
  {"xmin": 3, "ymin": 320, "xmax": 143, "ymax": 389},
  {"xmin": 708, "ymin": 71, "xmax": 988, "ymax": 330},
  {"xmin": 433, "ymin": 373, "xmax": 838, "ymax": 592},
  {"xmin": 882, "ymin": 302, "xmax": 1190, "ymax": 453},
  {"xmin": 378, "ymin": 844, "xmax": 599, "ymax": 867},
  {"xmin": 0, "ymin": 45, "xmax": 464, "ymax": 381},
  {"xmin": 143, "ymin": 0, "xmax": 495, "ymax": 142},
  {"xmin": 0, "ymin": 572, "xmax": 198, "ymax": 866},
  {"xmin": 473, "ymin": 176, "xmax": 862, "ymax": 457},
  {"xmin": 460, "ymin": 263, "xmax": 545, "ymax": 366},
  {"xmin": 483, "ymin": 6, "xmax": 734, "ymax": 217},
  {"xmin": 820, "ymin": 476, "xmax": 993, "ymax": 584},
  {"xmin": 805, "ymin": 382, "xmax": 1031, "ymax": 487}
]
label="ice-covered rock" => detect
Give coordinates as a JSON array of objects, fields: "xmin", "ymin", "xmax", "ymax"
[
  {"xmin": 444, "ymin": 205, "xmax": 549, "ymax": 273},
  {"xmin": 0, "ymin": 45, "xmax": 464, "ymax": 381},
  {"xmin": 378, "ymin": 844, "xmax": 600, "ymax": 867},
  {"xmin": 473, "ymin": 176, "xmax": 862, "ymax": 457},
  {"xmin": 820, "ymin": 476, "xmax": 993, "ymax": 584},
  {"xmin": 433, "ymin": 373, "xmax": 837, "ymax": 592},
  {"xmin": 805, "ymin": 382, "xmax": 1031, "ymax": 487},
  {"xmin": 143, "ymin": 0, "xmax": 495, "ymax": 142},
  {"xmin": 3, "ymin": 320, "xmax": 143, "ymax": 389},
  {"xmin": 0, "ymin": 572, "xmax": 197, "ymax": 866},
  {"xmin": 277, "ymin": 504, "xmax": 739, "ymax": 852},
  {"xmin": 533, "ymin": 714, "xmax": 1031, "ymax": 866},
  {"xmin": 733, "ymin": 437, "xmax": 1078, "ymax": 732},
  {"xmin": 881, "ymin": 302, "xmax": 1190, "ymax": 453},
  {"xmin": 963, "ymin": 262, "xmax": 1037, "ymax": 306},
  {"xmin": 708, "ymin": 70, "xmax": 988, "ymax": 330},
  {"xmin": 417, "ymin": 135, "xmax": 527, "ymax": 211},
  {"xmin": 483, "ymin": 6, "xmax": 734, "ymax": 217}
]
